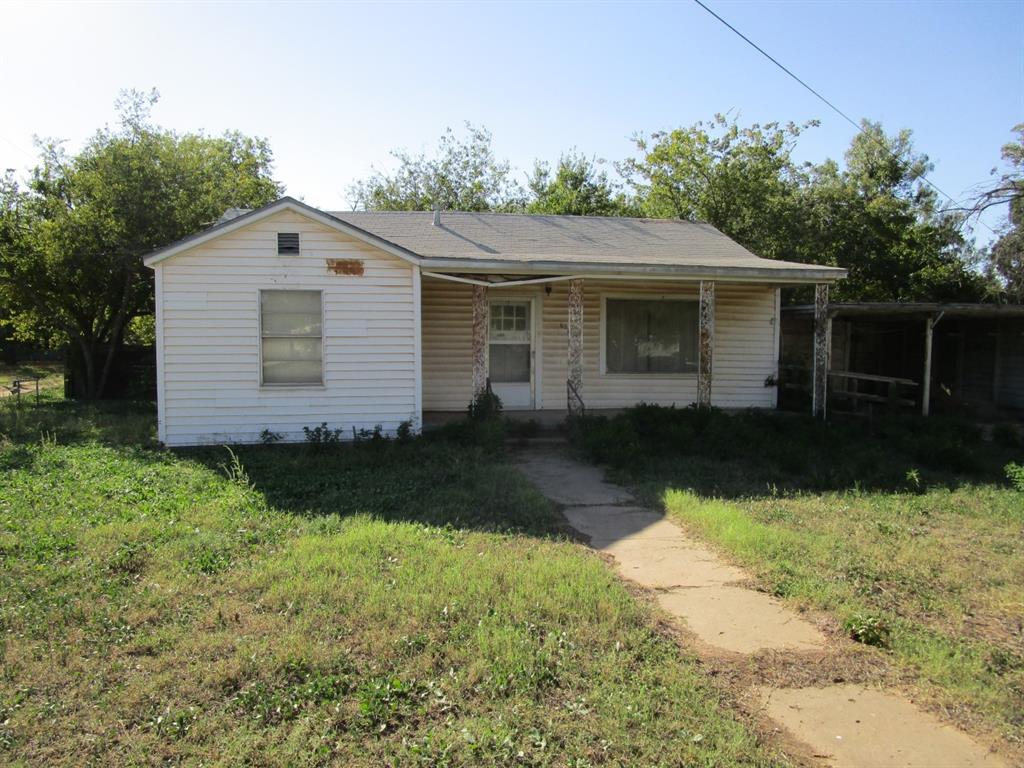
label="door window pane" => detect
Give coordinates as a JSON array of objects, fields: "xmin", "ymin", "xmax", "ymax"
[{"xmin": 489, "ymin": 344, "xmax": 530, "ymax": 383}]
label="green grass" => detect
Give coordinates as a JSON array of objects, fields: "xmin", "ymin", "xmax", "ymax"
[
  {"xmin": 569, "ymin": 405, "xmax": 1024, "ymax": 753},
  {"xmin": 0, "ymin": 396, "xmax": 784, "ymax": 767}
]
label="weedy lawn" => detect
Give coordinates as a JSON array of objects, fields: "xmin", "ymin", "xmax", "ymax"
[
  {"xmin": 0, "ymin": 394, "xmax": 785, "ymax": 767},
  {"xmin": 570, "ymin": 405, "xmax": 1024, "ymax": 754}
]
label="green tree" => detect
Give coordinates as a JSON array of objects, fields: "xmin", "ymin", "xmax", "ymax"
[
  {"xmin": 0, "ymin": 89, "xmax": 282, "ymax": 398},
  {"xmin": 527, "ymin": 152, "xmax": 639, "ymax": 216},
  {"xmin": 349, "ymin": 123, "xmax": 524, "ymax": 212},
  {"xmin": 799, "ymin": 121, "xmax": 986, "ymax": 302},
  {"xmin": 621, "ymin": 114, "xmax": 985, "ymax": 302}
]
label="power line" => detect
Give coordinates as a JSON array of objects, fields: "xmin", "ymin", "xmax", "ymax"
[{"xmin": 691, "ymin": 0, "xmax": 995, "ymax": 235}]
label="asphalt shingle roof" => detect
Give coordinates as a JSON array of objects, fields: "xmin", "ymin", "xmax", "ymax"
[{"xmin": 330, "ymin": 210, "xmax": 834, "ymax": 276}]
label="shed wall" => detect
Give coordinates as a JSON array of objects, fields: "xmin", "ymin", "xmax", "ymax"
[{"xmin": 157, "ymin": 210, "xmax": 417, "ymax": 446}]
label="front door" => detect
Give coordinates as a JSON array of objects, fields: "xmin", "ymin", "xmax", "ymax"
[{"xmin": 489, "ymin": 299, "xmax": 534, "ymax": 409}]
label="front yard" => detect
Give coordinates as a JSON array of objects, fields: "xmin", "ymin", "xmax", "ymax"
[
  {"xmin": 570, "ymin": 406, "xmax": 1024, "ymax": 756},
  {"xmin": 0, "ymin": 394, "xmax": 783, "ymax": 766}
]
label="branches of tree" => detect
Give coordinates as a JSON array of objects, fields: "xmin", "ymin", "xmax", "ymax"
[
  {"xmin": 0, "ymin": 89, "xmax": 282, "ymax": 399},
  {"xmin": 960, "ymin": 125, "xmax": 1023, "ymax": 302}
]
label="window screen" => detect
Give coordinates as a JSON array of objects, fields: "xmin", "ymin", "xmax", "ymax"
[
  {"xmin": 605, "ymin": 298, "xmax": 698, "ymax": 374},
  {"xmin": 260, "ymin": 290, "xmax": 322, "ymax": 385}
]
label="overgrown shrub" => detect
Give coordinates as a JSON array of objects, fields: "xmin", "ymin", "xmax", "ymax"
[
  {"xmin": 1007, "ymin": 462, "xmax": 1024, "ymax": 492},
  {"xmin": 428, "ymin": 417, "xmax": 507, "ymax": 451},
  {"xmin": 303, "ymin": 422, "xmax": 344, "ymax": 449},
  {"xmin": 468, "ymin": 389, "xmax": 502, "ymax": 421},
  {"xmin": 566, "ymin": 404, "xmax": 1014, "ymax": 492}
]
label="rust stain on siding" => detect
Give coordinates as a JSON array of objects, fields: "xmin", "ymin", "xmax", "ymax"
[{"xmin": 327, "ymin": 259, "xmax": 364, "ymax": 276}]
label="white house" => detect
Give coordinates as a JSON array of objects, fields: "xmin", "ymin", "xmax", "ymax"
[{"xmin": 143, "ymin": 197, "xmax": 845, "ymax": 446}]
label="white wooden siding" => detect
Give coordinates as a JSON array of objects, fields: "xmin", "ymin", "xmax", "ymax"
[
  {"xmin": 421, "ymin": 277, "xmax": 779, "ymax": 411},
  {"xmin": 157, "ymin": 209, "xmax": 417, "ymax": 446}
]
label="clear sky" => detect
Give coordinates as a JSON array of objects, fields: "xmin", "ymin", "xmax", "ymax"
[{"xmin": 1, "ymin": 0, "xmax": 1021, "ymax": 242}]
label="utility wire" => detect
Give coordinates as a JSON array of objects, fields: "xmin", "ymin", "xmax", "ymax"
[{"xmin": 692, "ymin": 0, "xmax": 995, "ymax": 234}]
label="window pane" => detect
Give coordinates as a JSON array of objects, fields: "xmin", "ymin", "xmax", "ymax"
[
  {"xmin": 261, "ymin": 290, "xmax": 323, "ymax": 384},
  {"xmin": 262, "ymin": 338, "xmax": 322, "ymax": 384},
  {"xmin": 606, "ymin": 299, "xmax": 697, "ymax": 374},
  {"xmin": 489, "ymin": 344, "xmax": 530, "ymax": 383},
  {"xmin": 263, "ymin": 360, "xmax": 323, "ymax": 385},
  {"xmin": 262, "ymin": 291, "xmax": 322, "ymax": 336}
]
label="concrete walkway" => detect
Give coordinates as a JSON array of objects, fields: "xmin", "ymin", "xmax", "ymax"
[{"xmin": 515, "ymin": 448, "xmax": 1008, "ymax": 768}]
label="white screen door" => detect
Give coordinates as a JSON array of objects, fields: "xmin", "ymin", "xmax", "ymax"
[{"xmin": 489, "ymin": 299, "xmax": 534, "ymax": 409}]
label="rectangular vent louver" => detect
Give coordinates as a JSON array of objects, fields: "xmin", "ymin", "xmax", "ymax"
[{"xmin": 277, "ymin": 232, "xmax": 300, "ymax": 254}]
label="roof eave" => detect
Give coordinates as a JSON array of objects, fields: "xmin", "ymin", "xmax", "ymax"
[{"xmin": 420, "ymin": 257, "xmax": 847, "ymax": 284}]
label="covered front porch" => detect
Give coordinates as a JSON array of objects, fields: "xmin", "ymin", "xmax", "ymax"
[{"xmin": 417, "ymin": 270, "xmax": 819, "ymax": 418}]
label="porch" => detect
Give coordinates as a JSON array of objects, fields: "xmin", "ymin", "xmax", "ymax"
[{"xmin": 418, "ymin": 272, "xmax": 792, "ymax": 417}]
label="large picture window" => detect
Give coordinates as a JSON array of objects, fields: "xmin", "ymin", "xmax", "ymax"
[
  {"xmin": 605, "ymin": 298, "xmax": 698, "ymax": 374},
  {"xmin": 260, "ymin": 290, "xmax": 323, "ymax": 385}
]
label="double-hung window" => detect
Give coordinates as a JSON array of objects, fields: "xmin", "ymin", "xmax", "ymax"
[
  {"xmin": 604, "ymin": 297, "xmax": 698, "ymax": 374},
  {"xmin": 260, "ymin": 290, "xmax": 323, "ymax": 385}
]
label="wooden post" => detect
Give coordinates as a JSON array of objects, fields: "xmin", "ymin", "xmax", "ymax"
[
  {"xmin": 812, "ymin": 284, "xmax": 831, "ymax": 419},
  {"xmin": 567, "ymin": 278, "xmax": 584, "ymax": 413},
  {"xmin": 698, "ymin": 280, "xmax": 715, "ymax": 408},
  {"xmin": 472, "ymin": 284, "xmax": 488, "ymax": 397},
  {"xmin": 922, "ymin": 313, "xmax": 941, "ymax": 417}
]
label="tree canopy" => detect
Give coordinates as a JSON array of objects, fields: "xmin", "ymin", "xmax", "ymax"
[
  {"xmin": 351, "ymin": 117, "xmax": 991, "ymax": 304},
  {"xmin": 0, "ymin": 90, "xmax": 282, "ymax": 397},
  {"xmin": 527, "ymin": 152, "xmax": 638, "ymax": 217},
  {"xmin": 620, "ymin": 115, "xmax": 986, "ymax": 302},
  {"xmin": 348, "ymin": 123, "xmax": 524, "ymax": 213}
]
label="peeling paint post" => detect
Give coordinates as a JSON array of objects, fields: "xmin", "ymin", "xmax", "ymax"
[
  {"xmin": 567, "ymin": 278, "xmax": 584, "ymax": 413},
  {"xmin": 472, "ymin": 284, "xmax": 488, "ymax": 397},
  {"xmin": 812, "ymin": 284, "xmax": 831, "ymax": 419},
  {"xmin": 698, "ymin": 280, "xmax": 715, "ymax": 408}
]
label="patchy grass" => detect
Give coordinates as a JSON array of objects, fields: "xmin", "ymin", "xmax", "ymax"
[
  {"xmin": 569, "ymin": 405, "xmax": 1024, "ymax": 753},
  {"xmin": 0, "ymin": 398, "xmax": 786, "ymax": 767}
]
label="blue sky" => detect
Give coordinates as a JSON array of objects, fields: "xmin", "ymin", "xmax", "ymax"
[{"xmin": 1, "ymin": 1, "xmax": 1021, "ymax": 242}]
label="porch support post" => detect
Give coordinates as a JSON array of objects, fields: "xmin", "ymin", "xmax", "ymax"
[
  {"xmin": 812, "ymin": 283, "xmax": 831, "ymax": 419},
  {"xmin": 698, "ymin": 280, "xmax": 715, "ymax": 408},
  {"xmin": 471, "ymin": 284, "xmax": 489, "ymax": 397},
  {"xmin": 922, "ymin": 313, "xmax": 935, "ymax": 416},
  {"xmin": 567, "ymin": 278, "xmax": 584, "ymax": 414}
]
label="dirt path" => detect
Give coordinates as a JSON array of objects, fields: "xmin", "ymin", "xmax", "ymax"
[{"xmin": 515, "ymin": 448, "xmax": 1009, "ymax": 768}]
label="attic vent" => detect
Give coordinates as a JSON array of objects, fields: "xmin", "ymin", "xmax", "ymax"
[{"xmin": 277, "ymin": 232, "xmax": 300, "ymax": 254}]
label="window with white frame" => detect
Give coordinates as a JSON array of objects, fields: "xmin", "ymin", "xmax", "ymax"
[
  {"xmin": 604, "ymin": 297, "xmax": 698, "ymax": 374},
  {"xmin": 260, "ymin": 290, "xmax": 323, "ymax": 385}
]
